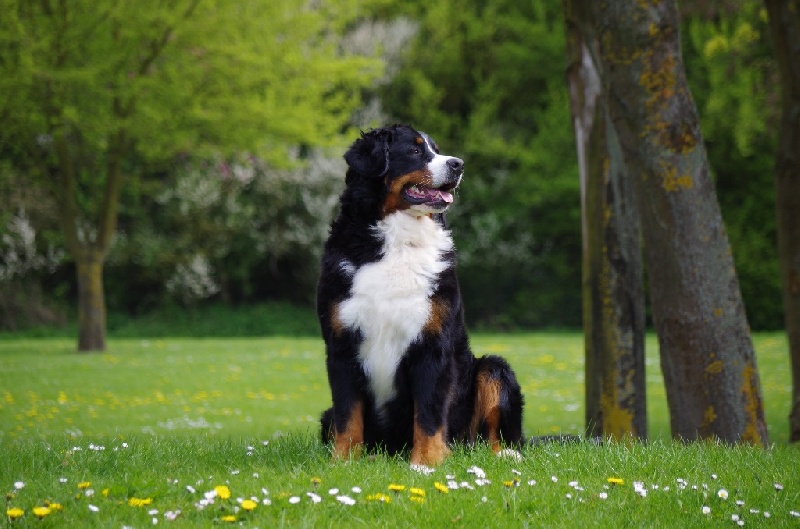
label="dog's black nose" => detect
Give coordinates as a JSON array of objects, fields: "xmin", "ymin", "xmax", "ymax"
[{"xmin": 447, "ymin": 157, "xmax": 464, "ymax": 174}]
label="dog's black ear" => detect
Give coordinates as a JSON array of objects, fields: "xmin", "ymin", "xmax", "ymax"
[{"xmin": 344, "ymin": 128, "xmax": 391, "ymax": 178}]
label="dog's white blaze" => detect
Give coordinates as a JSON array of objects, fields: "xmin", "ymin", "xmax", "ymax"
[
  {"xmin": 423, "ymin": 134, "xmax": 461, "ymax": 188},
  {"xmin": 338, "ymin": 212, "xmax": 453, "ymax": 410}
]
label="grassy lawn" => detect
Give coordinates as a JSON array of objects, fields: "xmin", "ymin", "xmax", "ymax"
[{"xmin": 1, "ymin": 333, "xmax": 798, "ymax": 526}]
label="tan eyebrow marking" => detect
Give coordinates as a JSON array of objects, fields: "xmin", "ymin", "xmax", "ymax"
[{"xmin": 415, "ymin": 137, "xmax": 424, "ymax": 144}]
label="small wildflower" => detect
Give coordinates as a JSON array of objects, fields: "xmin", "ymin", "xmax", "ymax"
[
  {"xmin": 7, "ymin": 507, "xmax": 24, "ymax": 520},
  {"xmin": 214, "ymin": 485, "xmax": 231, "ymax": 500},
  {"xmin": 85, "ymin": 488, "xmax": 95, "ymax": 497},
  {"xmin": 411, "ymin": 464, "xmax": 435, "ymax": 475},
  {"xmin": 409, "ymin": 496, "xmax": 425, "ymax": 504},
  {"xmin": 328, "ymin": 488, "xmax": 339, "ymax": 495},
  {"xmin": 790, "ymin": 511, "xmax": 800, "ymax": 518},
  {"xmin": 186, "ymin": 485, "xmax": 196, "ymax": 494},
  {"xmin": 736, "ymin": 500, "xmax": 745, "ymax": 507},
  {"xmin": 59, "ymin": 478, "xmax": 68, "ymax": 484},
  {"xmin": 409, "ymin": 488, "xmax": 425, "ymax": 497},
  {"xmin": 527, "ymin": 480, "xmax": 537, "ymax": 486},
  {"xmin": 367, "ymin": 493, "xmax": 391, "ymax": 503},
  {"xmin": 288, "ymin": 497, "xmax": 300, "ymax": 504},
  {"xmin": 503, "ymin": 480, "xmax": 519, "ymax": 488},
  {"xmin": 164, "ymin": 510, "xmax": 181, "ymax": 521},
  {"xmin": 128, "ymin": 497, "xmax": 153, "ymax": 507},
  {"xmin": 88, "ymin": 504, "xmax": 99, "ymax": 513},
  {"xmin": 78, "ymin": 481, "xmax": 92, "ymax": 489},
  {"xmin": 102, "ymin": 488, "xmax": 110, "ymax": 498},
  {"xmin": 717, "ymin": 489, "xmax": 729, "ymax": 500},
  {"xmin": 467, "ymin": 466, "xmax": 486, "ymax": 479},
  {"xmin": 337, "ymin": 495, "xmax": 356, "ymax": 506},
  {"xmin": 13, "ymin": 482, "xmax": 25, "ymax": 490},
  {"xmin": 598, "ymin": 492, "xmax": 608, "ymax": 500},
  {"xmin": 388, "ymin": 484, "xmax": 406, "ymax": 493},
  {"xmin": 306, "ymin": 493, "xmax": 321, "ymax": 504},
  {"xmin": 48, "ymin": 503, "xmax": 63, "ymax": 512},
  {"xmin": 763, "ymin": 512, "xmax": 771, "ymax": 518},
  {"xmin": 240, "ymin": 499, "xmax": 257, "ymax": 511},
  {"xmin": 435, "ymin": 482, "xmax": 449, "ymax": 494},
  {"xmin": 607, "ymin": 477, "xmax": 624, "ymax": 486},
  {"xmin": 774, "ymin": 483, "xmax": 784, "ymax": 491},
  {"xmin": 475, "ymin": 479, "xmax": 491, "ymax": 487},
  {"xmin": 352, "ymin": 486, "xmax": 362, "ymax": 494},
  {"xmin": 220, "ymin": 515, "xmax": 236, "ymax": 522},
  {"xmin": 311, "ymin": 477, "xmax": 321, "ymax": 487},
  {"xmin": 702, "ymin": 506, "xmax": 711, "ymax": 515}
]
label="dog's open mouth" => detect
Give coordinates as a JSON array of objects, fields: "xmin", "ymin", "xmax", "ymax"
[{"xmin": 403, "ymin": 183, "xmax": 456, "ymax": 206}]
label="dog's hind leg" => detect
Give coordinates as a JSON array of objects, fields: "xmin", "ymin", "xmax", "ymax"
[{"xmin": 468, "ymin": 356, "xmax": 524, "ymax": 454}]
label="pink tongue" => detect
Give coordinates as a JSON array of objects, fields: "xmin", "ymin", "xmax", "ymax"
[{"xmin": 438, "ymin": 190, "xmax": 454, "ymax": 203}]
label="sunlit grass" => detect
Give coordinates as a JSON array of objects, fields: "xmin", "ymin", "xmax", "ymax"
[
  {"xmin": 0, "ymin": 333, "xmax": 793, "ymax": 442},
  {"xmin": 0, "ymin": 333, "xmax": 797, "ymax": 526}
]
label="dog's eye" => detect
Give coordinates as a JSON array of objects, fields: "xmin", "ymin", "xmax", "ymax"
[{"xmin": 409, "ymin": 148, "xmax": 421, "ymax": 155}]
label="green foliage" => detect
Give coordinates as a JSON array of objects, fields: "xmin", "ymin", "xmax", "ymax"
[
  {"xmin": 0, "ymin": 0, "xmax": 381, "ymax": 164},
  {"xmin": 380, "ymin": 0, "xmax": 581, "ymax": 328}
]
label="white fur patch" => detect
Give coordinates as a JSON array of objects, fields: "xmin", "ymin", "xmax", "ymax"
[{"xmin": 338, "ymin": 213, "xmax": 453, "ymax": 410}]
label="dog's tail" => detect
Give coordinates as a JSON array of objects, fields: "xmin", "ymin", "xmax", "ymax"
[{"xmin": 471, "ymin": 355, "xmax": 525, "ymax": 447}]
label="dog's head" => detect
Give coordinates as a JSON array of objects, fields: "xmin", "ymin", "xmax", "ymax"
[{"xmin": 344, "ymin": 125, "xmax": 464, "ymax": 217}]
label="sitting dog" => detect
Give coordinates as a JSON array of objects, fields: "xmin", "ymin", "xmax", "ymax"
[{"xmin": 318, "ymin": 124, "xmax": 524, "ymax": 469}]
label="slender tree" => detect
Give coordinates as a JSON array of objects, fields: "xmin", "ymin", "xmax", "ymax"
[
  {"xmin": 563, "ymin": 0, "xmax": 647, "ymax": 440},
  {"xmin": 0, "ymin": 0, "xmax": 380, "ymax": 351},
  {"xmin": 763, "ymin": 0, "xmax": 800, "ymax": 442},
  {"xmin": 591, "ymin": 0, "xmax": 768, "ymax": 444}
]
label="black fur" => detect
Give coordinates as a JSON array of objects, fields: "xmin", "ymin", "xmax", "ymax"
[{"xmin": 318, "ymin": 125, "xmax": 524, "ymax": 462}]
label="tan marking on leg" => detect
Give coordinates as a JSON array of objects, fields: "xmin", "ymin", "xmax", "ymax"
[
  {"xmin": 410, "ymin": 421, "xmax": 450, "ymax": 467},
  {"xmin": 469, "ymin": 370, "xmax": 503, "ymax": 452},
  {"xmin": 332, "ymin": 401, "xmax": 364, "ymax": 461},
  {"xmin": 423, "ymin": 298, "xmax": 449, "ymax": 335},
  {"xmin": 329, "ymin": 302, "xmax": 344, "ymax": 338}
]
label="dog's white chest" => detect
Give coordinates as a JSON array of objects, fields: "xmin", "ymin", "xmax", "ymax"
[{"xmin": 338, "ymin": 213, "xmax": 453, "ymax": 408}]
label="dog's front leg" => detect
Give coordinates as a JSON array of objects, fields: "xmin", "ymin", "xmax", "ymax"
[
  {"xmin": 409, "ymin": 356, "xmax": 452, "ymax": 468},
  {"xmin": 326, "ymin": 348, "xmax": 365, "ymax": 461}
]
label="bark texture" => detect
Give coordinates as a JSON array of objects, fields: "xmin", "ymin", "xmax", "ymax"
[
  {"xmin": 764, "ymin": 0, "xmax": 800, "ymax": 443},
  {"xmin": 592, "ymin": 0, "xmax": 768, "ymax": 445},
  {"xmin": 564, "ymin": 0, "xmax": 647, "ymax": 440}
]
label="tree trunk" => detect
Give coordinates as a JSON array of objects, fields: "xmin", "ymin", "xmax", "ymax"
[
  {"xmin": 76, "ymin": 251, "xmax": 107, "ymax": 352},
  {"xmin": 764, "ymin": 0, "xmax": 800, "ymax": 443},
  {"xmin": 594, "ymin": 0, "xmax": 768, "ymax": 445},
  {"xmin": 564, "ymin": 0, "xmax": 647, "ymax": 440}
]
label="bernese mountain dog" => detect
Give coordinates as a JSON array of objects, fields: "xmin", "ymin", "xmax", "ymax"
[{"xmin": 318, "ymin": 124, "xmax": 524, "ymax": 470}]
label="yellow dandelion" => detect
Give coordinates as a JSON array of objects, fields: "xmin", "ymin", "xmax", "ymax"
[
  {"xmin": 311, "ymin": 477, "xmax": 321, "ymax": 487},
  {"xmin": 128, "ymin": 497, "xmax": 153, "ymax": 507},
  {"xmin": 214, "ymin": 485, "xmax": 231, "ymax": 500},
  {"xmin": 241, "ymin": 499, "xmax": 257, "ymax": 511},
  {"xmin": 410, "ymin": 495, "xmax": 425, "ymax": 504},
  {"xmin": 102, "ymin": 488, "xmax": 110, "ymax": 498},
  {"xmin": 33, "ymin": 506, "xmax": 51, "ymax": 519},
  {"xmin": 220, "ymin": 514, "xmax": 237, "ymax": 522},
  {"xmin": 607, "ymin": 477, "xmax": 624, "ymax": 486},
  {"xmin": 78, "ymin": 481, "xmax": 92, "ymax": 489},
  {"xmin": 409, "ymin": 487, "xmax": 425, "ymax": 497},
  {"xmin": 6, "ymin": 507, "xmax": 24, "ymax": 520},
  {"xmin": 434, "ymin": 482, "xmax": 449, "ymax": 494},
  {"xmin": 388, "ymin": 484, "xmax": 406, "ymax": 493},
  {"xmin": 48, "ymin": 503, "xmax": 63, "ymax": 512},
  {"xmin": 367, "ymin": 493, "xmax": 391, "ymax": 503}
]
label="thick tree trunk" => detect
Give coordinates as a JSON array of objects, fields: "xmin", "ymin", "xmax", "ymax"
[
  {"xmin": 76, "ymin": 252, "xmax": 107, "ymax": 352},
  {"xmin": 594, "ymin": 0, "xmax": 768, "ymax": 445},
  {"xmin": 764, "ymin": 0, "xmax": 800, "ymax": 443},
  {"xmin": 564, "ymin": 0, "xmax": 647, "ymax": 440}
]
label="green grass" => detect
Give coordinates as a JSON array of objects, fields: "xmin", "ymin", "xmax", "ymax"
[{"xmin": 0, "ymin": 333, "xmax": 797, "ymax": 526}]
